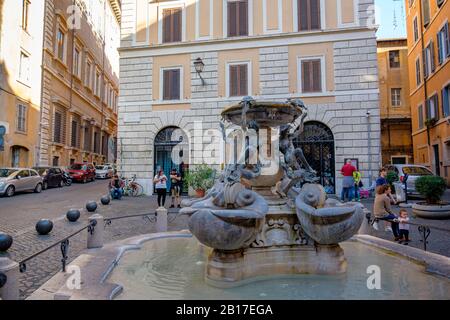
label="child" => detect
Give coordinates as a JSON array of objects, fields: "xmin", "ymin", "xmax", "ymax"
[{"xmin": 398, "ymin": 209, "xmax": 410, "ymax": 244}]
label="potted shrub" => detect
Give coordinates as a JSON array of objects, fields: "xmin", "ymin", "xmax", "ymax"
[
  {"xmin": 412, "ymin": 176, "xmax": 450, "ymax": 219},
  {"xmin": 184, "ymin": 164, "xmax": 216, "ymax": 198}
]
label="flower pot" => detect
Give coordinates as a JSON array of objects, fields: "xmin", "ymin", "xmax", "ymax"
[
  {"xmin": 412, "ymin": 202, "xmax": 450, "ymax": 219},
  {"xmin": 196, "ymin": 189, "xmax": 206, "ymax": 198}
]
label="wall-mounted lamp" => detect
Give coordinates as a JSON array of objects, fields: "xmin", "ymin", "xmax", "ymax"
[{"xmin": 194, "ymin": 57, "xmax": 206, "ymax": 85}]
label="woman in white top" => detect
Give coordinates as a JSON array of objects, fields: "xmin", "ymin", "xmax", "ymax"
[{"xmin": 154, "ymin": 168, "xmax": 168, "ymax": 207}]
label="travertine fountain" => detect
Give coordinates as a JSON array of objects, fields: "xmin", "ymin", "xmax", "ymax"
[{"xmin": 181, "ymin": 97, "xmax": 364, "ymax": 287}]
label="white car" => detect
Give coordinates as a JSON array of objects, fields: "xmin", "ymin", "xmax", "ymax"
[{"xmin": 95, "ymin": 165, "xmax": 113, "ymax": 179}]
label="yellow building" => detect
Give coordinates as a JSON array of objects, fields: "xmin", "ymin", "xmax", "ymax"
[
  {"xmin": 39, "ymin": 0, "xmax": 121, "ymax": 166},
  {"xmin": 0, "ymin": 0, "xmax": 120, "ymax": 169},
  {"xmin": 0, "ymin": 0, "xmax": 45, "ymax": 167},
  {"xmin": 406, "ymin": 0, "xmax": 450, "ymax": 182},
  {"xmin": 377, "ymin": 38, "xmax": 413, "ymax": 165},
  {"xmin": 119, "ymin": 0, "xmax": 381, "ymax": 195}
]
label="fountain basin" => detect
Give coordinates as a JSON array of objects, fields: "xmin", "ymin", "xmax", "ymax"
[{"xmin": 28, "ymin": 232, "xmax": 450, "ymax": 300}]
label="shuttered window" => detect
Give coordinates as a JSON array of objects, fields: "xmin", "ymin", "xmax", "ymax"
[
  {"xmin": 71, "ymin": 115, "xmax": 81, "ymax": 148},
  {"xmin": 94, "ymin": 130, "xmax": 100, "ymax": 154},
  {"xmin": 426, "ymin": 94, "xmax": 439, "ymax": 120},
  {"xmin": 228, "ymin": 0, "xmax": 248, "ymax": 37},
  {"xmin": 163, "ymin": 8, "xmax": 182, "ymax": 43},
  {"xmin": 421, "ymin": 0, "xmax": 430, "ymax": 27},
  {"xmin": 84, "ymin": 123, "xmax": 92, "ymax": 151},
  {"xmin": 163, "ymin": 69, "xmax": 181, "ymax": 100},
  {"xmin": 298, "ymin": 0, "xmax": 321, "ymax": 31},
  {"xmin": 16, "ymin": 104, "xmax": 27, "ymax": 133},
  {"xmin": 301, "ymin": 59, "xmax": 322, "ymax": 93},
  {"xmin": 53, "ymin": 108, "xmax": 66, "ymax": 144},
  {"xmin": 229, "ymin": 64, "xmax": 248, "ymax": 97}
]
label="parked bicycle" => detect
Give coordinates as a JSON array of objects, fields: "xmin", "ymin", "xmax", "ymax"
[{"xmin": 122, "ymin": 175, "xmax": 144, "ymax": 197}]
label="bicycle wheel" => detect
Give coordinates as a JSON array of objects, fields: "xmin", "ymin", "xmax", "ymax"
[{"xmin": 131, "ymin": 183, "xmax": 144, "ymax": 197}]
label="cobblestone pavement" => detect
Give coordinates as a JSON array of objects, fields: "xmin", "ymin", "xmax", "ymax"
[
  {"xmin": 358, "ymin": 191, "xmax": 450, "ymax": 257},
  {"xmin": 0, "ymin": 180, "xmax": 187, "ymax": 299},
  {"xmin": 0, "ymin": 182, "xmax": 449, "ymax": 299}
]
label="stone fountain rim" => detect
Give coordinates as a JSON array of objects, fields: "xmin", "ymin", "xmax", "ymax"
[
  {"xmin": 27, "ymin": 232, "xmax": 450, "ymax": 300},
  {"xmin": 221, "ymin": 100, "xmax": 303, "ymax": 117}
]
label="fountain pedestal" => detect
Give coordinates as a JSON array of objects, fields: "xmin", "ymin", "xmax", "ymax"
[{"xmin": 205, "ymin": 244, "xmax": 347, "ymax": 288}]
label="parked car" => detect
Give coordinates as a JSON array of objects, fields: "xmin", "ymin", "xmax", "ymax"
[
  {"xmin": 385, "ymin": 164, "xmax": 436, "ymax": 196},
  {"xmin": 95, "ymin": 165, "xmax": 113, "ymax": 179},
  {"xmin": 67, "ymin": 163, "xmax": 96, "ymax": 183},
  {"xmin": 33, "ymin": 166, "xmax": 64, "ymax": 190},
  {"xmin": 0, "ymin": 168, "xmax": 43, "ymax": 197}
]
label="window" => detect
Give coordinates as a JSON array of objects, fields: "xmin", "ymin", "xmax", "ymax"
[
  {"xmin": 16, "ymin": 104, "xmax": 27, "ymax": 133},
  {"xmin": 17, "ymin": 170, "xmax": 29, "ymax": 178},
  {"xmin": 389, "ymin": 50, "xmax": 400, "ymax": 68},
  {"xmin": 413, "ymin": 16, "xmax": 419, "ymax": 42},
  {"xmin": 56, "ymin": 28, "xmax": 66, "ymax": 62},
  {"xmin": 300, "ymin": 58, "xmax": 322, "ymax": 93},
  {"xmin": 22, "ymin": 0, "xmax": 30, "ymax": 31},
  {"xmin": 162, "ymin": 68, "xmax": 181, "ymax": 100},
  {"xmin": 85, "ymin": 59, "xmax": 92, "ymax": 88},
  {"xmin": 162, "ymin": 8, "xmax": 182, "ymax": 43},
  {"xmin": 102, "ymin": 134, "xmax": 109, "ymax": 157},
  {"xmin": 71, "ymin": 116, "xmax": 80, "ymax": 148},
  {"xmin": 19, "ymin": 51, "xmax": 30, "ymax": 83},
  {"xmin": 423, "ymin": 41, "xmax": 435, "ymax": 77},
  {"xmin": 391, "ymin": 88, "xmax": 402, "ymax": 107},
  {"xmin": 426, "ymin": 94, "xmax": 439, "ymax": 120},
  {"xmin": 52, "ymin": 156, "xmax": 59, "ymax": 167},
  {"xmin": 416, "ymin": 57, "xmax": 422, "ymax": 86},
  {"xmin": 95, "ymin": 69, "xmax": 101, "ymax": 97},
  {"xmin": 418, "ymin": 104, "xmax": 424, "ymax": 129},
  {"xmin": 442, "ymin": 84, "xmax": 450, "ymax": 118},
  {"xmin": 84, "ymin": 122, "xmax": 91, "ymax": 151},
  {"xmin": 229, "ymin": 64, "xmax": 248, "ymax": 97},
  {"xmin": 297, "ymin": 0, "xmax": 321, "ymax": 31},
  {"xmin": 94, "ymin": 130, "xmax": 100, "ymax": 154},
  {"xmin": 421, "ymin": 0, "xmax": 430, "ymax": 27},
  {"xmin": 227, "ymin": 0, "xmax": 248, "ymax": 37},
  {"xmin": 437, "ymin": 23, "xmax": 449, "ymax": 64},
  {"xmin": 73, "ymin": 46, "xmax": 82, "ymax": 78},
  {"xmin": 437, "ymin": 0, "xmax": 444, "ymax": 7},
  {"xmin": 53, "ymin": 107, "xmax": 66, "ymax": 144}
]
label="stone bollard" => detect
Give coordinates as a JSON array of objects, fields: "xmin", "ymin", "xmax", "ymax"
[
  {"xmin": 0, "ymin": 257, "xmax": 19, "ymax": 300},
  {"xmin": 87, "ymin": 214, "xmax": 104, "ymax": 249},
  {"xmin": 155, "ymin": 207, "xmax": 168, "ymax": 233}
]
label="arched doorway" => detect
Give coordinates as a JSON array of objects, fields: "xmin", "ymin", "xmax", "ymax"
[
  {"xmin": 294, "ymin": 121, "xmax": 336, "ymax": 194},
  {"xmin": 154, "ymin": 127, "xmax": 189, "ymax": 193}
]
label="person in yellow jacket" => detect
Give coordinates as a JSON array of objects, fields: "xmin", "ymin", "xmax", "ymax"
[{"xmin": 353, "ymin": 170, "xmax": 362, "ymax": 202}]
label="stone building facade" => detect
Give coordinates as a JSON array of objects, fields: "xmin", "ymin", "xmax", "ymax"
[
  {"xmin": 118, "ymin": 0, "xmax": 381, "ymax": 195},
  {"xmin": 38, "ymin": 0, "xmax": 121, "ymax": 167}
]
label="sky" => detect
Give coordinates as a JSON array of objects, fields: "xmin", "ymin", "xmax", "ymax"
[{"xmin": 375, "ymin": 0, "xmax": 407, "ymax": 39}]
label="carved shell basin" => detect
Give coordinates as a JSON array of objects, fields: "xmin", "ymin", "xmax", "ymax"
[
  {"xmin": 221, "ymin": 100, "xmax": 304, "ymax": 128},
  {"xmin": 295, "ymin": 184, "xmax": 365, "ymax": 245},
  {"xmin": 181, "ymin": 193, "xmax": 269, "ymax": 251}
]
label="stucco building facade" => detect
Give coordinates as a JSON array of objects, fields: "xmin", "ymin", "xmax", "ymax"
[
  {"xmin": 377, "ymin": 38, "xmax": 413, "ymax": 165},
  {"xmin": 406, "ymin": 0, "xmax": 450, "ymax": 182},
  {"xmin": 118, "ymin": 0, "xmax": 381, "ymax": 195},
  {"xmin": 39, "ymin": 0, "xmax": 121, "ymax": 167},
  {"xmin": 0, "ymin": 0, "xmax": 45, "ymax": 167}
]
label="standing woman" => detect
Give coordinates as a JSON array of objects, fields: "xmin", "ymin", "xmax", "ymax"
[{"xmin": 154, "ymin": 168, "xmax": 168, "ymax": 208}]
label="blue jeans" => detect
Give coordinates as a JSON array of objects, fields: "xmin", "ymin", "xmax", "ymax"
[
  {"xmin": 379, "ymin": 213, "xmax": 400, "ymax": 238},
  {"xmin": 354, "ymin": 184, "xmax": 360, "ymax": 200},
  {"xmin": 111, "ymin": 188, "xmax": 123, "ymax": 200},
  {"xmin": 341, "ymin": 186, "xmax": 354, "ymax": 202}
]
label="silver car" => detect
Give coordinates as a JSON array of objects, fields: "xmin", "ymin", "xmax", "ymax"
[
  {"xmin": 0, "ymin": 168, "xmax": 43, "ymax": 197},
  {"xmin": 95, "ymin": 165, "xmax": 114, "ymax": 179},
  {"xmin": 385, "ymin": 164, "xmax": 435, "ymax": 195}
]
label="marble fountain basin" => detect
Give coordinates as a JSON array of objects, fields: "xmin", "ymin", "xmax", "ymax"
[{"xmin": 29, "ymin": 231, "xmax": 450, "ymax": 300}]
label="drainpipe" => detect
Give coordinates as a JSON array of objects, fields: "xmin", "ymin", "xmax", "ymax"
[{"xmin": 67, "ymin": 0, "xmax": 76, "ymax": 166}]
